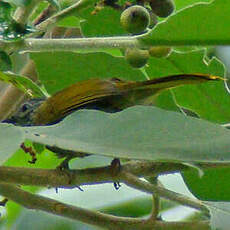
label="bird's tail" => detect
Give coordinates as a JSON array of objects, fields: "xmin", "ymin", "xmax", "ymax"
[{"xmin": 123, "ymin": 73, "xmax": 223, "ymax": 92}]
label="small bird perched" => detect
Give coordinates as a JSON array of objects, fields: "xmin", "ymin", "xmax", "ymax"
[
  {"xmin": 3, "ymin": 74, "xmax": 222, "ymax": 167},
  {"xmin": 5, "ymin": 73, "xmax": 221, "ymax": 126}
]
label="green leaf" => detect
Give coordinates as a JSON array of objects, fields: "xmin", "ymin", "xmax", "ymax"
[
  {"xmin": 23, "ymin": 106, "xmax": 230, "ymax": 163},
  {"xmin": 0, "ymin": 71, "xmax": 47, "ymax": 97},
  {"xmin": 175, "ymin": 0, "xmax": 212, "ymax": 11},
  {"xmin": 57, "ymin": 16, "xmax": 80, "ymax": 28},
  {"xmin": 0, "ymin": 123, "xmax": 24, "ymax": 164},
  {"xmin": 0, "ymin": 51, "xmax": 12, "ymax": 71},
  {"xmin": 154, "ymin": 90, "xmax": 180, "ymax": 112},
  {"xmin": 4, "ymin": 140, "xmax": 62, "ymax": 168},
  {"xmin": 4, "ymin": 0, "xmax": 30, "ymax": 6},
  {"xmin": 80, "ymin": 7, "xmax": 126, "ymax": 37},
  {"xmin": 101, "ymin": 197, "xmax": 176, "ymax": 217},
  {"xmin": 30, "ymin": 52, "xmax": 146, "ymax": 94},
  {"xmin": 183, "ymin": 167, "xmax": 230, "ymax": 201},
  {"xmin": 0, "ymin": 1, "xmax": 12, "ymax": 22},
  {"xmin": 32, "ymin": 142, "xmax": 45, "ymax": 154},
  {"xmin": 141, "ymin": 0, "xmax": 230, "ymax": 46},
  {"xmin": 146, "ymin": 50, "xmax": 229, "ymax": 123}
]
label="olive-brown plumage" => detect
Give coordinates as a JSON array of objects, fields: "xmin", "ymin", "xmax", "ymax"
[{"xmin": 31, "ymin": 74, "xmax": 221, "ymax": 125}]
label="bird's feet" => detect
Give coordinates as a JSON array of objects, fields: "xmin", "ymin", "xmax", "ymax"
[{"xmin": 110, "ymin": 158, "xmax": 121, "ymax": 190}]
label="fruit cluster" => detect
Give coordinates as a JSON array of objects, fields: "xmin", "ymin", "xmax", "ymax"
[
  {"xmin": 125, "ymin": 46, "xmax": 172, "ymax": 68},
  {"xmin": 93, "ymin": 0, "xmax": 175, "ymax": 68},
  {"xmin": 120, "ymin": 0, "xmax": 175, "ymax": 68}
]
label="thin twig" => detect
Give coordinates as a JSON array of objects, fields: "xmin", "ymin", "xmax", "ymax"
[
  {"xmin": 13, "ymin": 0, "xmax": 41, "ymax": 25},
  {"xmin": 151, "ymin": 195, "xmax": 160, "ymax": 220},
  {"xmin": 35, "ymin": 0, "xmax": 98, "ymax": 33},
  {"xmin": 146, "ymin": 176, "xmax": 161, "ymax": 220},
  {"xmin": 121, "ymin": 172, "xmax": 210, "ymax": 215}
]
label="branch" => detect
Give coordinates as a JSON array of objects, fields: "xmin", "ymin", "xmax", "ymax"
[
  {"xmin": 13, "ymin": 0, "xmax": 41, "ymax": 25},
  {"xmin": 0, "ymin": 161, "xmax": 226, "ymax": 214},
  {"xmin": 0, "ymin": 161, "xmax": 228, "ymax": 188},
  {"xmin": 0, "ymin": 183, "xmax": 210, "ymax": 230},
  {"xmin": 35, "ymin": 0, "xmax": 98, "ymax": 33},
  {"xmin": 0, "ymin": 161, "xmax": 188, "ymax": 187},
  {"xmin": 0, "ymin": 37, "xmax": 142, "ymax": 53},
  {"xmin": 147, "ymin": 176, "xmax": 161, "ymax": 220},
  {"xmin": 2, "ymin": 35, "xmax": 230, "ymax": 53},
  {"xmin": 121, "ymin": 172, "xmax": 209, "ymax": 215}
]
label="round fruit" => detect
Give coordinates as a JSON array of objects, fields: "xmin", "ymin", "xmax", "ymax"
[
  {"xmin": 150, "ymin": 0, "xmax": 175, "ymax": 18},
  {"xmin": 149, "ymin": 46, "xmax": 172, "ymax": 58},
  {"xmin": 148, "ymin": 10, "xmax": 158, "ymax": 29},
  {"xmin": 125, "ymin": 48, "xmax": 149, "ymax": 68},
  {"xmin": 120, "ymin": 5, "xmax": 150, "ymax": 34}
]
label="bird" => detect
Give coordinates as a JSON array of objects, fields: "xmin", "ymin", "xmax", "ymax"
[{"xmin": 3, "ymin": 73, "xmax": 222, "ymax": 167}]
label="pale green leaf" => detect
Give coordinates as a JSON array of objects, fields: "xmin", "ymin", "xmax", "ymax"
[
  {"xmin": 23, "ymin": 106, "xmax": 230, "ymax": 163},
  {"xmin": 0, "ymin": 123, "xmax": 24, "ymax": 164},
  {"xmin": 207, "ymin": 202, "xmax": 230, "ymax": 230}
]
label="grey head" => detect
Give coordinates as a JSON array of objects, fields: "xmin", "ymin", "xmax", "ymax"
[{"xmin": 3, "ymin": 98, "xmax": 44, "ymax": 126}]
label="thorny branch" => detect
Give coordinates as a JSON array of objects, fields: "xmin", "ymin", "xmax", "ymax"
[{"xmin": 0, "ymin": 160, "xmax": 226, "ymax": 216}]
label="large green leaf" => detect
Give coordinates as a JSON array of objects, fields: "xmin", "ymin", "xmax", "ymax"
[
  {"xmin": 30, "ymin": 52, "xmax": 146, "ymax": 94},
  {"xmin": 141, "ymin": 0, "xmax": 230, "ymax": 46},
  {"xmin": 0, "ymin": 123, "xmax": 24, "ymax": 164},
  {"xmin": 175, "ymin": 0, "xmax": 212, "ymax": 11},
  {"xmin": 146, "ymin": 50, "xmax": 229, "ymax": 123},
  {"xmin": 23, "ymin": 106, "xmax": 230, "ymax": 163},
  {"xmin": 183, "ymin": 167, "xmax": 230, "ymax": 201},
  {"xmin": 207, "ymin": 202, "xmax": 230, "ymax": 230},
  {"xmin": 31, "ymin": 50, "xmax": 227, "ymax": 118},
  {"xmin": 80, "ymin": 7, "xmax": 127, "ymax": 37}
]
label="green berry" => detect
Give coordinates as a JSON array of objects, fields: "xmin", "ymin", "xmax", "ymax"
[
  {"xmin": 149, "ymin": 46, "xmax": 172, "ymax": 58},
  {"xmin": 150, "ymin": 0, "xmax": 175, "ymax": 18},
  {"xmin": 120, "ymin": 5, "xmax": 150, "ymax": 34},
  {"xmin": 148, "ymin": 10, "xmax": 158, "ymax": 29},
  {"xmin": 125, "ymin": 48, "xmax": 149, "ymax": 68}
]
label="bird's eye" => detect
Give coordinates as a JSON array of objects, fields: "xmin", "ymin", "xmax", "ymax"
[{"xmin": 21, "ymin": 104, "xmax": 29, "ymax": 112}]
